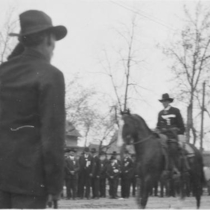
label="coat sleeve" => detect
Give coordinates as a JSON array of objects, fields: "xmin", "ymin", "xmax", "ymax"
[
  {"xmin": 39, "ymin": 68, "xmax": 65, "ymax": 195},
  {"xmin": 156, "ymin": 111, "xmax": 162, "ymax": 129},
  {"xmin": 175, "ymin": 108, "xmax": 185, "ymax": 134}
]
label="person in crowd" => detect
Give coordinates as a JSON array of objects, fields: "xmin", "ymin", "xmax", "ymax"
[
  {"xmin": 99, "ymin": 151, "xmax": 108, "ymax": 198},
  {"xmin": 65, "ymin": 149, "xmax": 80, "ymax": 200},
  {"xmin": 78, "ymin": 147, "xmax": 93, "ymax": 199},
  {"xmin": 91, "ymin": 148, "xmax": 101, "ymax": 199},
  {"xmin": 0, "ymin": 10, "xmax": 67, "ymax": 208},
  {"xmin": 106, "ymin": 156, "xmax": 120, "ymax": 199},
  {"xmin": 121, "ymin": 150, "xmax": 133, "ymax": 199},
  {"xmin": 110, "ymin": 151, "xmax": 121, "ymax": 197},
  {"xmin": 62, "ymin": 149, "xmax": 70, "ymax": 199}
]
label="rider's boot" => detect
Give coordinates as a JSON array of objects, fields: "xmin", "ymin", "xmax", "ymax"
[
  {"xmin": 172, "ymin": 166, "xmax": 181, "ymax": 178},
  {"xmin": 183, "ymin": 154, "xmax": 190, "ymax": 174},
  {"xmin": 162, "ymin": 148, "xmax": 170, "ymax": 178}
]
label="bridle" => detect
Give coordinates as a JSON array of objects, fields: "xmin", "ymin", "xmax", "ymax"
[{"xmin": 122, "ymin": 114, "xmax": 153, "ymax": 145}]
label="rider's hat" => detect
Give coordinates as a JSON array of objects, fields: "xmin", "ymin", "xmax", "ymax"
[
  {"xmin": 84, "ymin": 147, "xmax": 89, "ymax": 153},
  {"xmin": 99, "ymin": 151, "xmax": 106, "ymax": 156},
  {"xmin": 159, "ymin": 93, "xmax": 174, "ymax": 103},
  {"xmin": 90, "ymin": 148, "xmax": 97, "ymax": 154}
]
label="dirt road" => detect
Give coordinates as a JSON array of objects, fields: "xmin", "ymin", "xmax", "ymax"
[{"xmin": 58, "ymin": 195, "xmax": 210, "ymax": 209}]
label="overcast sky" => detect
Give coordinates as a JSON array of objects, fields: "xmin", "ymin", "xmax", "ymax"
[{"xmin": 1, "ymin": 0, "xmax": 210, "ymax": 148}]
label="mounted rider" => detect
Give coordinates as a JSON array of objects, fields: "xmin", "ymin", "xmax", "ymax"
[{"xmin": 156, "ymin": 93, "xmax": 189, "ymax": 176}]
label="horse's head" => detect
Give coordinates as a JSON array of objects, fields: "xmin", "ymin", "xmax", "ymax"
[{"xmin": 117, "ymin": 110, "xmax": 148, "ymax": 147}]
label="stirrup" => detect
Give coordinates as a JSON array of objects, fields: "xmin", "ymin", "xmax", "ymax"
[
  {"xmin": 173, "ymin": 167, "xmax": 180, "ymax": 177},
  {"xmin": 162, "ymin": 170, "xmax": 170, "ymax": 178}
]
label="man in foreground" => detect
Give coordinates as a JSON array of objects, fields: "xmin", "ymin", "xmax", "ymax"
[{"xmin": 0, "ymin": 10, "xmax": 67, "ymax": 208}]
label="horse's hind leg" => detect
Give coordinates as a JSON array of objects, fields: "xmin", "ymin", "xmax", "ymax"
[{"xmin": 192, "ymin": 177, "xmax": 202, "ymax": 209}]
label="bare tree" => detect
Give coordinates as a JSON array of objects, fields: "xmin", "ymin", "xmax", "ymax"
[
  {"xmin": 163, "ymin": 2, "xmax": 210, "ymax": 144},
  {"xmin": 65, "ymin": 77, "xmax": 116, "ymax": 147},
  {"xmin": 94, "ymin": 109, "xmax": 116, "ymax": 151},
  {"xmin": 0, "ymin": 7, "xmax": 18, "ymax": 63},
  {"xmin": 99, "ymin": 14, "xmax": 145, "ymax": 114},
  {"xmin": 65, "ymin": 79, "xmax": 96, "ymax": 126}
]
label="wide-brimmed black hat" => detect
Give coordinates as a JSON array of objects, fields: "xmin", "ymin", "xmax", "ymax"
[
  {"xmin": 159, "ymin": 93, "xmax": 174, "ymax": 103},
  {"xmin": 69, "ymin": 148, "xmax": 76, "ymax": 153},
  {"xmin": 99, "ymin": 151, "xmax": 106, "ymax": 156},
  {"xmin": 124, "ymin": 150, "xmax": 130, "ymax": 154},
  {"xmin": 110, "ymin": 156, "xmax": 116, "ymax": 161},
  {"xmin": 112, "ymin": 151, "xmax": 117, "ymax": 156},
  {"xmin": 84, "ymin": 147, "xmax": 89, "ymax": 152},
  {"xmin": 90, "ymin": 148, "xmax": 97, "ymax": 153},
  {"xmin": 9, "ymin": 10, "xmax": 67, "ymax": 41}
]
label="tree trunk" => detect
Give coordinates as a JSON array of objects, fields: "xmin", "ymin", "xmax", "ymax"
[
  {"xmin": 186, "ymin": 93, "xmax": 196, "ymax": 144},
  {"xmin": 192, "ymin": 126, "xmax": 197, "ymax": 145},
  {"xmin": 186, "ymin": 104, "xmax": 192, "ymax": 143}
]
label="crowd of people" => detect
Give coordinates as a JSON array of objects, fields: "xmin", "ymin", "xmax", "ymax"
[{"xmin": 63, "ymin": 148, "xmax": 138, "ymax": 200}]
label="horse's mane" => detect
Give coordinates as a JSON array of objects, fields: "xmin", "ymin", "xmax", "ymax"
[{"xmin": 132, "ymin": 114, "xmax": 152, "ymax": 134}]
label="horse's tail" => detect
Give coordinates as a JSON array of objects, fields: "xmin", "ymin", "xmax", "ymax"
[
  {"xmin": 200, "ymin": 157, "xmax": 206, "ymax": 187},
  {"xmin": 196, "ymin": 147, "xmax": 206, "ymax": 187},
  {"xmin": 190, "ymin": 144, "xmax": 206, "ymax": 186}
]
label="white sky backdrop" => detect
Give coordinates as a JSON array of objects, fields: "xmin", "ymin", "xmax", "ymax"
[{"xmin": 1, "ymin": 0, "xmax": 210, "ymax": 149}]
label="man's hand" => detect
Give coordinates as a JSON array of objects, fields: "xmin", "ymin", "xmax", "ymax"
[
  {"xmin": 154, "ymin": 128, "xmax": 160, "ymax": 133},
  {"xmin": 171, "ymin": 127, "xmax": 179, "ymax": 132},
  {"xmin": 161, "ymin": 128, "xmax": 167, "ymax": 132}
]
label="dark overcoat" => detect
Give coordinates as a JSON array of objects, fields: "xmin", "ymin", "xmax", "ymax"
[
  {"xmin": 106, "ymin": 162, "xmax": 120, "ymax": 178},
  {"xmin": 65, "ymin": 157, "xmax": 80, "ymax": 179},
  {"xmin": 121, "ymin": 157, "xmax": 133, "ymax": 179},
  {"xmin": 0, "ymin": 49, "xmax": 65, "ymax": 196},
  {"xmin": 100, "ymin": 159, "xmax": 108, "ymax": 179},
  {"xmin": 92, "ymin": 155, "xmax": 101, "ymax": 178},
  {"xmin": 79, "ymin": 154, "xmax": 93, "ymax": 175}
]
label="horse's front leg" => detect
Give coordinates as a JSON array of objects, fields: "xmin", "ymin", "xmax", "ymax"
[
  {"xmin": 137, "ymin": 176, "xmax": 152, "ymax": 209},
  {"xmin": 174, "ymin": 166, "xmax": 185, "ymax": 209},
  {"xmin": 136, "ymin": 177, "xmax": 143, "ymax": 208}
]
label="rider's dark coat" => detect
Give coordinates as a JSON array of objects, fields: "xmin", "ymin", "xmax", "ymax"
[
  {"xmin": 0, "ymin": 49, "xmax": 65, "ymax": 196},
  {"xmin": 157, "ymin": 106, "xmax": 185, "ymax": 134}
]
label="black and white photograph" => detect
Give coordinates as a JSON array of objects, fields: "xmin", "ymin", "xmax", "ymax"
[{"xmin": 0, "ymin": 0, "xmax": 210, "ymax": 209}]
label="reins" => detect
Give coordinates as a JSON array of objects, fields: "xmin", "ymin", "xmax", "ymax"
[{"xmin": 130, "ymin": 134, "xmax": 153, "ymax": 145}]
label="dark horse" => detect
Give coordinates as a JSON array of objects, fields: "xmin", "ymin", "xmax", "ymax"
[{"xmin": 117, "ymin": 111, "xmax": 204, "ymax": 209}]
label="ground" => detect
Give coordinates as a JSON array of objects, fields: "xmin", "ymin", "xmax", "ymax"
[{"xmin": 58, "ymin": 195, "xmax": 210, "ymax": 209}]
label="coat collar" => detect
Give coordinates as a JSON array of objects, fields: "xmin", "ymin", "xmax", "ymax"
[
  {"xmin": 164, "ymin": 105, "xmax": 171, "ymax": 111},
  {"xmin": 22, "ymin": 48, "xmax": 49, "ymax": 62}
]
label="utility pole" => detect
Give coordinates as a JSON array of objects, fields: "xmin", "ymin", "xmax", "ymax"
[{"xmin": 200, "ymin": 81, "xmax": 206, "ymax": 152}]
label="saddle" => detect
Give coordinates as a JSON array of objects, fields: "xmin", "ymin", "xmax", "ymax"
[
  {"xmin": 155, "ymin": 132, "xmax": 193, "ymax": 177},
  {"xmin": 156, "ymin": 133, "xmax": 194, "ymax": 157}
]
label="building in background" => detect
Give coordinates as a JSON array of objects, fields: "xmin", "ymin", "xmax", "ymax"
[{"xmin": 65, "ymin": 121, "xmax": 84, "ymax": 154}]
